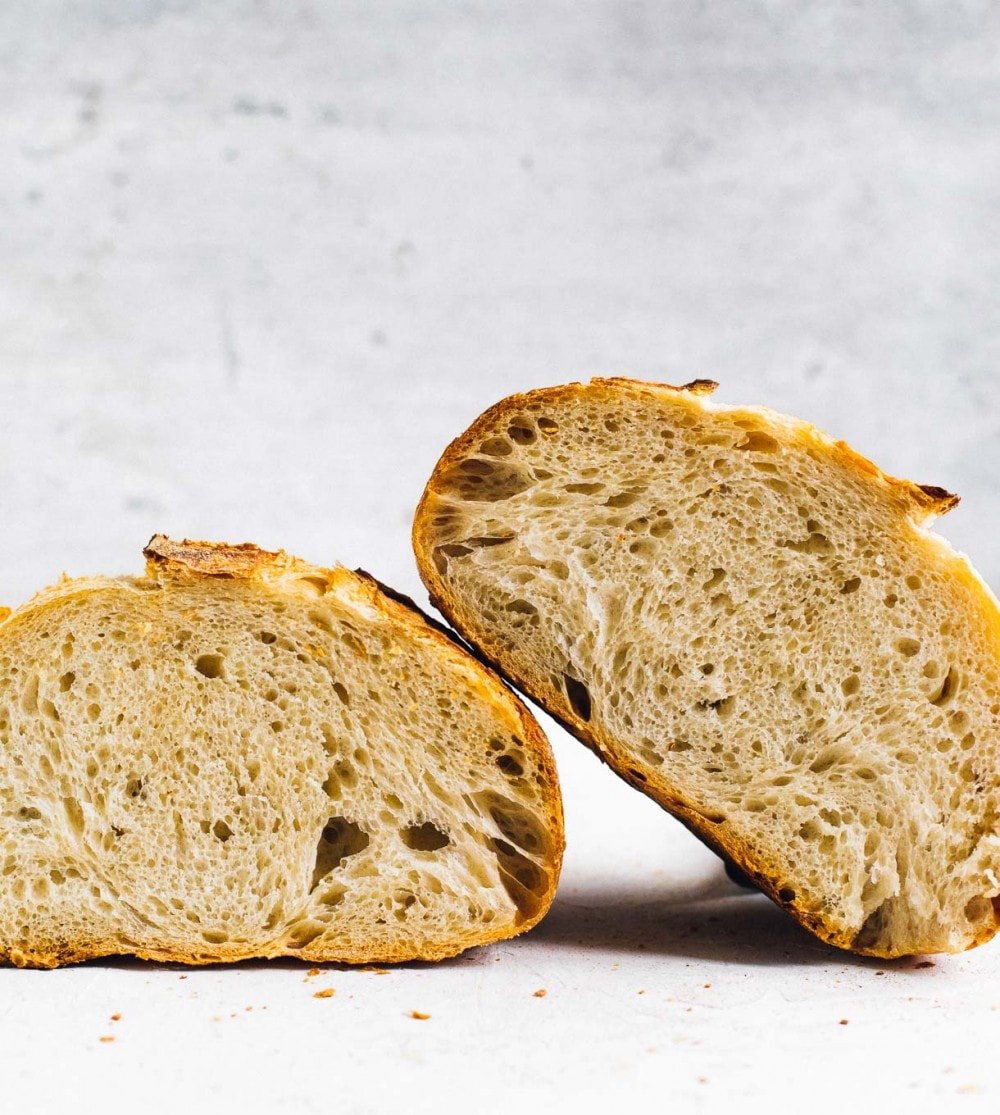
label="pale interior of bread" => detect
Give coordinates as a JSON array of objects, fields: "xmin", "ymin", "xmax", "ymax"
[
  {"xmin": 0, "ymin": 562, "xmax": 557, "ymax": 964},
  {"xmin": 419, "ymin": 382, "xmax": 1000, "ymax": 956}
]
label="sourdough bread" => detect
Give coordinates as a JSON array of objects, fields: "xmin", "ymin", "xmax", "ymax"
[
  {"xmin": 413, "ymin": 378, "xmax": 1000, "ymax": 957},
  {"xmin": 0, "ymin": 536, "xmax": 563, "ymax": 967}
]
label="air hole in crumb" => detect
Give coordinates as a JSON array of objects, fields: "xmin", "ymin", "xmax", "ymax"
[
  {"xmin": 258, "ymin": 631, "xmax": 277, "ymax": 644},
  {"xmin": 477, "ymin": 792, "xmax": 550, "ymax": 857},
  {"xmin": 929, "ymin": 666, "xmax": 958, "ymax": 706},
  {"xmin": 401, "ymin": 822, "xmax": 450, "ymax": 852},
  {"xmin": 213, "ymin": 820, "xmax": 233, "ymax": 842},
  {"xmin": 59, "ymin": 671, "xmax": 76, "ymax": 692},
  {"xmin": 507, "ymin": 423, "xmax": 536, "ymax": 445},
  {"xmin": 896, "ymin": 637, "xmax": 921, "ymax": 658},
  {"xmin": 778, "ymin": 887, "xmax": 796, "ymax": 903},
  {"xmin": 496, "ymin": 754, "xmax": 524, "ymax": 777},
  {"xmin": 840, "ymin": 577, "xmax": 861, "ymax": 594},
  {"xmin": 286, "ymin": 921, "xmax": 326, "ymax": 949},
  {"xmin": 195, "ymin": 654, "xmax": 224, "ymax": 679},
  {"xmin": 312, "ymin": 817, "xmax": 370, "ymax": 886},
  {"xmin": 490, "ymin": 838, "xmax": 547, "ymax": 924},
  {"xmin": 735, "ymin": 431, "xmax": 780, "ymax": 453},
  {"xmin": 537, "ymin": 417, "xmax": 558, "ymax": 434},
  {"xmin": 563, "ymin": 675, "xmax": 592, "ymax": 721},
  {"xmin": 605, "ymin": 490, "xmax": 641, "ymax": 508},
  {"xmin": 965, "ymin": 896, "xmax": 991, "ymax": 922},
  {"xmin": 479, "ymin": 437, "xmax": 513, "ymax": 457}
]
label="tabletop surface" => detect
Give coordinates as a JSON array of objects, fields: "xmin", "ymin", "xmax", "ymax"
[{"xmin": 2, "ymin": 3, "xmax": 1000, "ymax": 1111}]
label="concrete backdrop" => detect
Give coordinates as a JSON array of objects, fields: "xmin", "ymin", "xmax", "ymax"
[{"xmin": 1, "ymin": 0, "xmax": 998, "ymax": 608}]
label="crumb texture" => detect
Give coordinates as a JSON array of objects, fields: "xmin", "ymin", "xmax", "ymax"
[
  {"xmin": 415, "ymin": 378, "xmax": 1000, "ymax": 957},
  {"xmin": 0, "ymin": 539, "xmax": 562, "ymax": 967}
]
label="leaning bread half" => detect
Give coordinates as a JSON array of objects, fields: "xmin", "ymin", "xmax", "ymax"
[
  {"xmin": 0, "ymin": 536, "xmax": 562, "ymax": 967},
  {"xmin": 413, "ymin": 378, "xmax": 1000, "ymax": 957}
]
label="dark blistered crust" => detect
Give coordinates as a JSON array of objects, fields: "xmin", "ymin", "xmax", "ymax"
[
  {"xmin": 915, "ymin": 484, "xmax": 961, "ymax": 513},
  {"xmin": 0, "ymin": 538, "xmax": 565, "ymax": 968},
  {"xmin": 143, "ymin": 534, "xmax": 283, "ymax": 579},
  {"xmin": 413, "ymin": 377, "xmax": 996, "ymax": 959}
]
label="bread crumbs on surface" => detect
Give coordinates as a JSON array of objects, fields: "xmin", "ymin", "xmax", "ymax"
[
  {"xmin": 307, "ymin": 967, "xmax": 321, "ymax": 977},
  {"xmin": 637, "ymin": 990, "xmax": 645, "ymax": 996},
  {"xmin": 839, "ymin": 1019, "xmax": 849, "ymax": 1025},
  {"xmin": 532, "ymin": 989, "xmax": 547, "ymax": 998},
  {"xmin": 110, "ymin": 1013, "xmax": 121, "ymax": 1022},
  {"xmin": 99, "ymin": 1036, "xmax": 114, "ymax": 1044},
  {"xmin": 916, "ymin": 961, "xmax": 935, "ymax": 969},
  {"xmin": 703, "ymin": 983, "xmax": 711, "ymax": 989},
  {"xmin": 313, "ymin": 988, "xmax": 335, "ymax": 999},
  {"xmin": 410, "ymin": 1011, "xmax": 431, "ymax": 1020}
]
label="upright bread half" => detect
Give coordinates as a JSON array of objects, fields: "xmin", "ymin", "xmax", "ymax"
[
  {"xmin": 414, "ymin": 378, "xmax": 1000, "ymax": 957},
  {"xmin": 0, "ymin": 536, "xmax": 562, "ymax": 967}
]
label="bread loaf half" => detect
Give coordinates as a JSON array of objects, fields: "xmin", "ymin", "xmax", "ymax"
[
  {"xmin": 0, "ymin": 536, "xmax": 562, "ymax": 967},
  {"xmin": 413, "ymin": 378, "xmax": 1000, "ymax": 957}
]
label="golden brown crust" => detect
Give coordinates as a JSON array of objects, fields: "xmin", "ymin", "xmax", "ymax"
[
  {"xmin": 0, "ymin": 538, "xmax": 564, "ymax": 968},
  {"xmin": 413, "ymin": 377, "xmax": 996, "ymax": 959}
]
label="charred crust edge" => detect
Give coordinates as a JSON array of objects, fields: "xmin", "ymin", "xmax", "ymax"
[
  {"xmin": 143, "ymin": 534, "xmax": 283, "ymax": 579},
  {"xmin": 914, "ymin": 484, "xmax": 961, "ymax": 514}
]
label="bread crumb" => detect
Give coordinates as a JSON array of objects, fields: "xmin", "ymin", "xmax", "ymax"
[
  {"xmin": 839, "ymin": 1019, "xmax": 849, "ymax": 1026},
  {"xmin": 916, "ymin": 960, "xmax": 935, "ymax": 969},
  {"xmin": 110, "ymin": 1013, "xmax": 121, "ymax": 1022},
  {"xmin": 703, "ymin": 983, "xmax": 711, "ymax": 989},
  {"xmin": 313, "ymin": 988, "xmax": 335, "ymax": 999},
  {"xmin": 307, "ymin": 967, "xmax": 321, "ymax": 977},
  {"xmin": 532, "ymin": 988, "xmax": 547, "ymax": 998},
  {"xmin": 637, "ymin": 990, "xmax": 645, "ymax": 996},
  {"xmin": 410, "ymin": 1010, "xmax": 431, "ymax": 1020},
  {"xmin": 99, "ymin": 1036, "xmax": 114, "ymax": 1044},
  {"xmin": 179, "ymin": 975, "xmax": 187, "ymax": 980}
]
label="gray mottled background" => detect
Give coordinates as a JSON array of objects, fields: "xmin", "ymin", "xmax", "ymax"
[{"xmin": 1, "ymin": 1, "xmax": 998, "ymax": 601}]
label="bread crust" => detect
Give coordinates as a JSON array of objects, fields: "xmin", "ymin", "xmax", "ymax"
[
  {"xmin": 0, "ymin": 538, "xmax": 564, "ymax": 968},
  {"xmin": 413, "ymin": 377, "xmax": 1000, "ymax": 958}
]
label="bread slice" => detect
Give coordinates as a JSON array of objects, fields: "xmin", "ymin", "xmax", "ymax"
[
  {"xmin": 0, "ymin": 535, "xmax": 562, "ymax": 967},
  {"xmin": 413, "ymin": 378, "xmax": 1000, "ymax": 958}
]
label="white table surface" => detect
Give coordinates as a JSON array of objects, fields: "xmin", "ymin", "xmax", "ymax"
[{"xmin": 2, "ymin": 3, "xmax": 999, "ymax": 1111}]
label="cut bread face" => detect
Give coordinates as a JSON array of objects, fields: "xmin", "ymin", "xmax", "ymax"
[
  {"xmin": 414, "ymin": 378, "xmax": 1000, "ymax": 958},
  {"xmin": 0, "ymin": 536, "xmax": 562, "ymax": 968}
]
